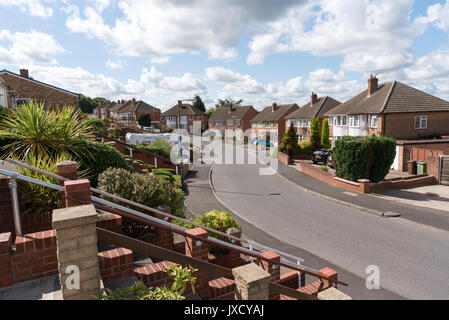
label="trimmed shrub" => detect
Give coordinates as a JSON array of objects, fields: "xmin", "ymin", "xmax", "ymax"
[
  {"xmin": 367, "ymin": 136, "xmax": 396, "ymax": 183},
  {"xmin": 333, "ymin": 136, "xmax": 396, "ymax": 182},
  {"xmin": 138, "ymin": 139, "xmax": 172, "ymax": 159},
  {"xmin": 298, "ymin": 139, "xmax": 314, "ymax": 155},
  {"xmin": 79, "ymin": 141, "xmax": 133, "ymax": 187},
  {"xmin": 321, "ymin": 118, "xmax": 330, "ymax": 149},
  {"xmin": 280, "ymin": 122, "xmax": 299, "ymax": 156},
  {"xmin": 185, "ymin": 210, "xmax": 241, "ymax": 254},
  {"xmin": 310, "ymin": 117, "xmax": 321, "ymax": 149},
  {"xmin": 137, "ymin": 113, "xmax": 151, "ymax": 127},
  {"xmin": 98, "ymin": 167, "xmax": 185, "ymax": 236}
]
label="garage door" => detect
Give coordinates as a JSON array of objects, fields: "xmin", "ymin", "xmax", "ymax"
[{"xmin": 441, "ymin": 156, "xmax": 449, "ymax": 186}]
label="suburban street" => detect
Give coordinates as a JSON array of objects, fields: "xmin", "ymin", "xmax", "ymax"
[{"xmin": 208, "ymin": 144, "xmax": 449, "ymax": 300}]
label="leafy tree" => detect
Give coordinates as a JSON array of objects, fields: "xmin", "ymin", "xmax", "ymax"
[
  {"xmin": 192, "ymin": 95, "xmax": 206, "ymax": 112},
  {"xmin": 321, "ymin": 118, "xmax": 330, "ymax": 148},
  {"xmin": 85, "ymin": 118, "xmax": 106, "ymax": 134},
  {"xmin": 310, "ymin": 117, "xmax": 321, "ymax": 149},
  {"xmin": 138, "ymin": 113, "xmax": 152, "ymax": 127},
  {"xmin": 205, "ymin": 107, "xmax": 216, "ymax": 120},
  {"xmin": 279, "ymin": 121, "xmax": 299, "ymax": 156},
  {"xmin": 215, "ymin": 98, "xmax": 243, "ymax": 109},
  {"xmin": 79, "ymin": 94, "xmax": 109, "ymax": 114}
]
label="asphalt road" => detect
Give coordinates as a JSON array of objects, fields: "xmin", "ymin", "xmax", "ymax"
[{"xmin": 210, "ymin": 146, "xmax": 449, "ymax": 300}]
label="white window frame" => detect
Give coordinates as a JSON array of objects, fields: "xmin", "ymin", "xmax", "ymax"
[
  {"xmin": 369, "ymin": 115, "xmax": 378, "ymax": 128},
  {"xmin": 227, "ymin": 119, "xmax": 234, "ymax": 126},
  {"xmin": 349, "ymin": 115, "xmax": 360, "ymax": 128},
  {"xmin": 216, "ymin": 120, "xmax": 223, "ymax": 126},
  {"xmin": 235, "ymin": 119, "xmax": 241, "ymax": 126},
  {"xmin": 209, "ymin": 121, "xmax": 215, "ymax": 126},
  {"xmin": 298, "ymin": 119, "xmax": 308, "ymax": 128},
  {"xmin": 328, "ymin": 117, "xmax": 333, "ymax": 126},
  {"xmin": 414, "ymin": 115, "xmax": 427, "ymax": 130}
]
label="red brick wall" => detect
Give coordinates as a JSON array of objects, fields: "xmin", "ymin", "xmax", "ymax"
[
  {"xmin": 11, "ymin": 230, "xmax": 58, "ymax": 284},
  {"xmin": 98, "ymin": 247, "xmax": 134, "ymax": 281},
  {"xmin": 278, "ymin": 151, "xmax": 291, "ymax": 165},
  {"xmin": 385, "ymin": 112, "xmax": 449, "ymax": 140}
]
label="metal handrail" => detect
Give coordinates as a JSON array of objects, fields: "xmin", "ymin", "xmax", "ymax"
[
  {"xmin": 4, "ymin": 157, "xmax": 302, "ymax": 264},
  {"xmin": 2, "ymin": 159, "xmax": 347, "ymax": 286}
]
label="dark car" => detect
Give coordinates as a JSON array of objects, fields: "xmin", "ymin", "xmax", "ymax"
[{"xmin": 312, "ymin": 149, "xmax": 333, "ymax": 165}]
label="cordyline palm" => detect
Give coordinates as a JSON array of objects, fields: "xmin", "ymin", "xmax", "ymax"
[{"xmin": 0, "ymin": 100, "xmax": 94, "ymax": 161}]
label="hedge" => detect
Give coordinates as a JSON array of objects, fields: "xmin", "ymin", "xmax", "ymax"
[{"xmin": 333, "ymin": 136, "xmax": 396, "ymax": 183}]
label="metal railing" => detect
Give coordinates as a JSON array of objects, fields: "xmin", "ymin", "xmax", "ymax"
[{"xmin": 1, "ymin": 158, "xmax": 347, "ymax": 287}]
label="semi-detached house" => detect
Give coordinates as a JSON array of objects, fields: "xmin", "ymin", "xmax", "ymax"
[
  {"xmin": 208, "ymin": 104, "xmax": 258, "ymax": 141},
  {"xmin": 324, "ymin": 75, "xmax": 449, "ymax": 145},
  {"xmin": 285, "ymin": 93, "xmax": 341, "ymax": 143}
]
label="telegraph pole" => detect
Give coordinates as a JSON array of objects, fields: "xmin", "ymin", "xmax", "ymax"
[{"xmin": 177, "ymin": 100, "xmax": 184, "ymax": 187}]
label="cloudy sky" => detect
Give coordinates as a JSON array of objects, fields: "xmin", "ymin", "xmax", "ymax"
[{"xmin": 1, "ymin": 0, "xmax": 449, "ymax": 111}]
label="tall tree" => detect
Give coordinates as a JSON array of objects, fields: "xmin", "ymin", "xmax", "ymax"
[
  {"xmin": 215, "ymin": 98, "xmax": 243, "ymax": 109},
  {"xmin": 79, "ymin": 94, "xmax": 109, "ymax": 114},
  {"xmin": 138, "ymin": 113, "xmax": 152, "ymax": 127},
  {"xmin": 192, "ymin": 95, "xmax": 206, "ymax": 112},
  {"xmin": 310, "ymin": 117, "xmax": 321, "ymax": 149},
  {"xmin": 205, "ymin": 107, "xmax": 216, "ymax": 120},
  {"xmin": 321, "ymin": 118, "xmax": 330, "ymax": 148},
  {"xmin": 280, "ymin": 121, "xmax": 299, "ymax": 156}
]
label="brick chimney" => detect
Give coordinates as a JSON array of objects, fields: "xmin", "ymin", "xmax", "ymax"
[
  {"xmin": 311, "ymin": 92, "xmax": 318, "ymax": 106},
  {"xmin": 105, "ymin": 108, "xmax": 111, "ymax": 119},
  {"xmin": 117, "ymin": 100, "xmax": 120, "ymax": 104},
  {"xmin": 19, "ymin": 69, "xmax": 29, "ymax": 78},
  {"xmin": 368, "ymin": 74, "xmax": 378, "ymax": 96},
  {"xmin": 272, "ymin": 102, "xmax": 277, "ymax": 112},
  {"xmin": 228, "ymin": 103, "xmax": 233, "ymax": 113}
]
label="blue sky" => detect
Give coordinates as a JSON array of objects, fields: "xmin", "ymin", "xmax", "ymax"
[{"xmin": 1, "ymin": 0, "xmax": 449, "ymax": 111}]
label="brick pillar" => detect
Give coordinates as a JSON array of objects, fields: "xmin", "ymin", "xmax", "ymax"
[
  {"xmin": 357, "ymin": 179, "xmax": 370, "ymax": 194},
  {"xmin": 0, "ymin": 232, "xmax": 12, "ymax": 288},
  {"xmin": 52, "ymin": 204, "xmax": 101, "ymax": 300},
  {"xmin": 185, "ymin": 227, "xmax": 210, "ymax": 300},
  {"xmin": 57, "ymin": 161, "xmax": 77, "ymax": 207},
  {"xmin": 63, "ymin": 179, "xmax": 91, "ymax": 208},
  {"xmin": 154, "ymin": 205, "xmax": 173, "ymax": 250},
  {"xmin": 318, "ymin": 267, "xmax": 338, "ymax": 289},
  {"xmin": 232, "ymin": 262, "xmax": 271, "ymax": 300},
  {"xmin": 258, "ymin": 250, "xmax": 281, "ymax": 300},
  {"xmin": 226, "ymin": 227, "xmax": 242, "ymax": 268}
]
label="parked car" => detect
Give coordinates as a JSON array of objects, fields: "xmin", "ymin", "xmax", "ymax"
[
  {"xmin": 253, "ymin": 138, "xmax": 274, "ymax": 148},
  {"xmin": 312, "ymin": 149, "xmax": 333, "ymax": 165}
]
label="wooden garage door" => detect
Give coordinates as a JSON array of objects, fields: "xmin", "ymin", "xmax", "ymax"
[{"xmin": 441, "ymin": 156, "xmax": 449, "ymax": 186}]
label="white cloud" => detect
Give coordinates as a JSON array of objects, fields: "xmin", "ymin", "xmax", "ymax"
[
  {"xmin": 0, "ymin": 29, "xmax": 66, "ymax": 65},
  {"xmin": 416, "ymin": 0, "xmax": 449, "ymax": 32},
  {"xmin": 63, "ymin": 0, "xmax": 303, "ymax": 60},
  {"xmin": 247, "ymin": 0, "xmax": 424, "ymax": 73},
  {"xmin": 151, "ymin": 56, "xmax": 171, "ymax": 65},
  {"xmin": 206, "ymin": 67, "xmax": 265, "ymax": 96},
  {"xmin": 404, "ymin": 49, "xmax": 449, "ymax": 81},
  {"xmin": 105, "ymin": 59, "xmax": 125, "ymax": 69},
  {"xmin": 0, "ymin": 0, "xmax": 54, "ymax": 18}
]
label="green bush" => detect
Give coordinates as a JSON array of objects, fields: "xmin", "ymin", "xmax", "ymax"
[
  {"xmin": 138, "ymin": 113, "xmax": 151, "ymax": 127},
  {"xmin": 184, "ymin": 210, "xmax": 241, "ymax": 254},
  {"xmin": 138, "ymin": 139, "xmax": 172, "ymax": 159},
  {"xmin": 79, "ymin": 141, "xmax": 133, "ymax": 187},
  {"xmin": 321, "ymin": 118, "xmax": 330, "ymax": 149},
  {"xmin": 310, "ymin": 117, "xmax": 321, "ymax": 149},
  {"xmin": 98, "ymin": 167, "xmax": 185, "ymax": 236},
  {"xmin": 85, "ymin": 118, "xmax": 106, "ymax": 134},
  {"xmin": 279, "ymin": 122, "xmax": 299, "ymax": 156},
  {"xmin": 298, "ymin": 139, "xmax": 314, "ymax": 155},
  {"xmin": 166, "ymin": 126, "xmax": 174, "ymax": 133},
  {"xmin": 333, "ymin": 136, "xmax": 396, "ymax": 182}
]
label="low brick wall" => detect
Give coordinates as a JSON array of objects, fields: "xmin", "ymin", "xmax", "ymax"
[
  {"xmin": 98, "ymin": 247, "xmax": 134, "ymax": 281},
  {"xmin": 209, "ymin": 277, "xmax": 235, "ymax": 299},
  {"xmin": 10, "ymin": 230, "xmax": 58, "ymax": 285},
  {"xmin": 134, "ymin": 260, "xmax": 174, "ymax": 289},
  {"xmin": 296, "ymin": 161, "xmax": 435, "ymax": 193},
  {"xmin": 278, "ymin": 151, "xmax": 291, "ymax": 165}
]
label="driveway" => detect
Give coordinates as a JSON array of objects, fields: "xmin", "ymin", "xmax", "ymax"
[{"xmin": 211, "ymin": 146, "xmax": 449, "ymax": 299}]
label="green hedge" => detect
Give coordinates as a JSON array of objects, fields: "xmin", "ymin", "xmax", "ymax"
[
  {"xmin": 333, "ymin": 136, "xmax": 396, "ymax": 182},
  {"xmin": 78, "ymin": 141, "xmax": 133, "ymax": 187}
]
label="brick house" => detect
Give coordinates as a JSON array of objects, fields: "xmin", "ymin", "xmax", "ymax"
[
  {"xmin": 100, "ymin": 98, "xmax": 161, "ymax": 128},
  {"xmin": 324, "ymin": 75, "xmax": 449, "ymax": 145},
  {"xmin": 285, "ymin": 93, "xmax": 341, "ymax": 143},
  {"xmin": 250, "ymin": 103, "xmax": 299, "ymax": 145},
  {"xmin": 0, "ymin": 69, "xmax": 79, "ymax": 109},
  {"xmin": 160, "ymin": 103, "xmax": 206, "ymax": 133},
  {"xmin": 208, "ymin": 104, "xmax": 258, "ymax": 141}
]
